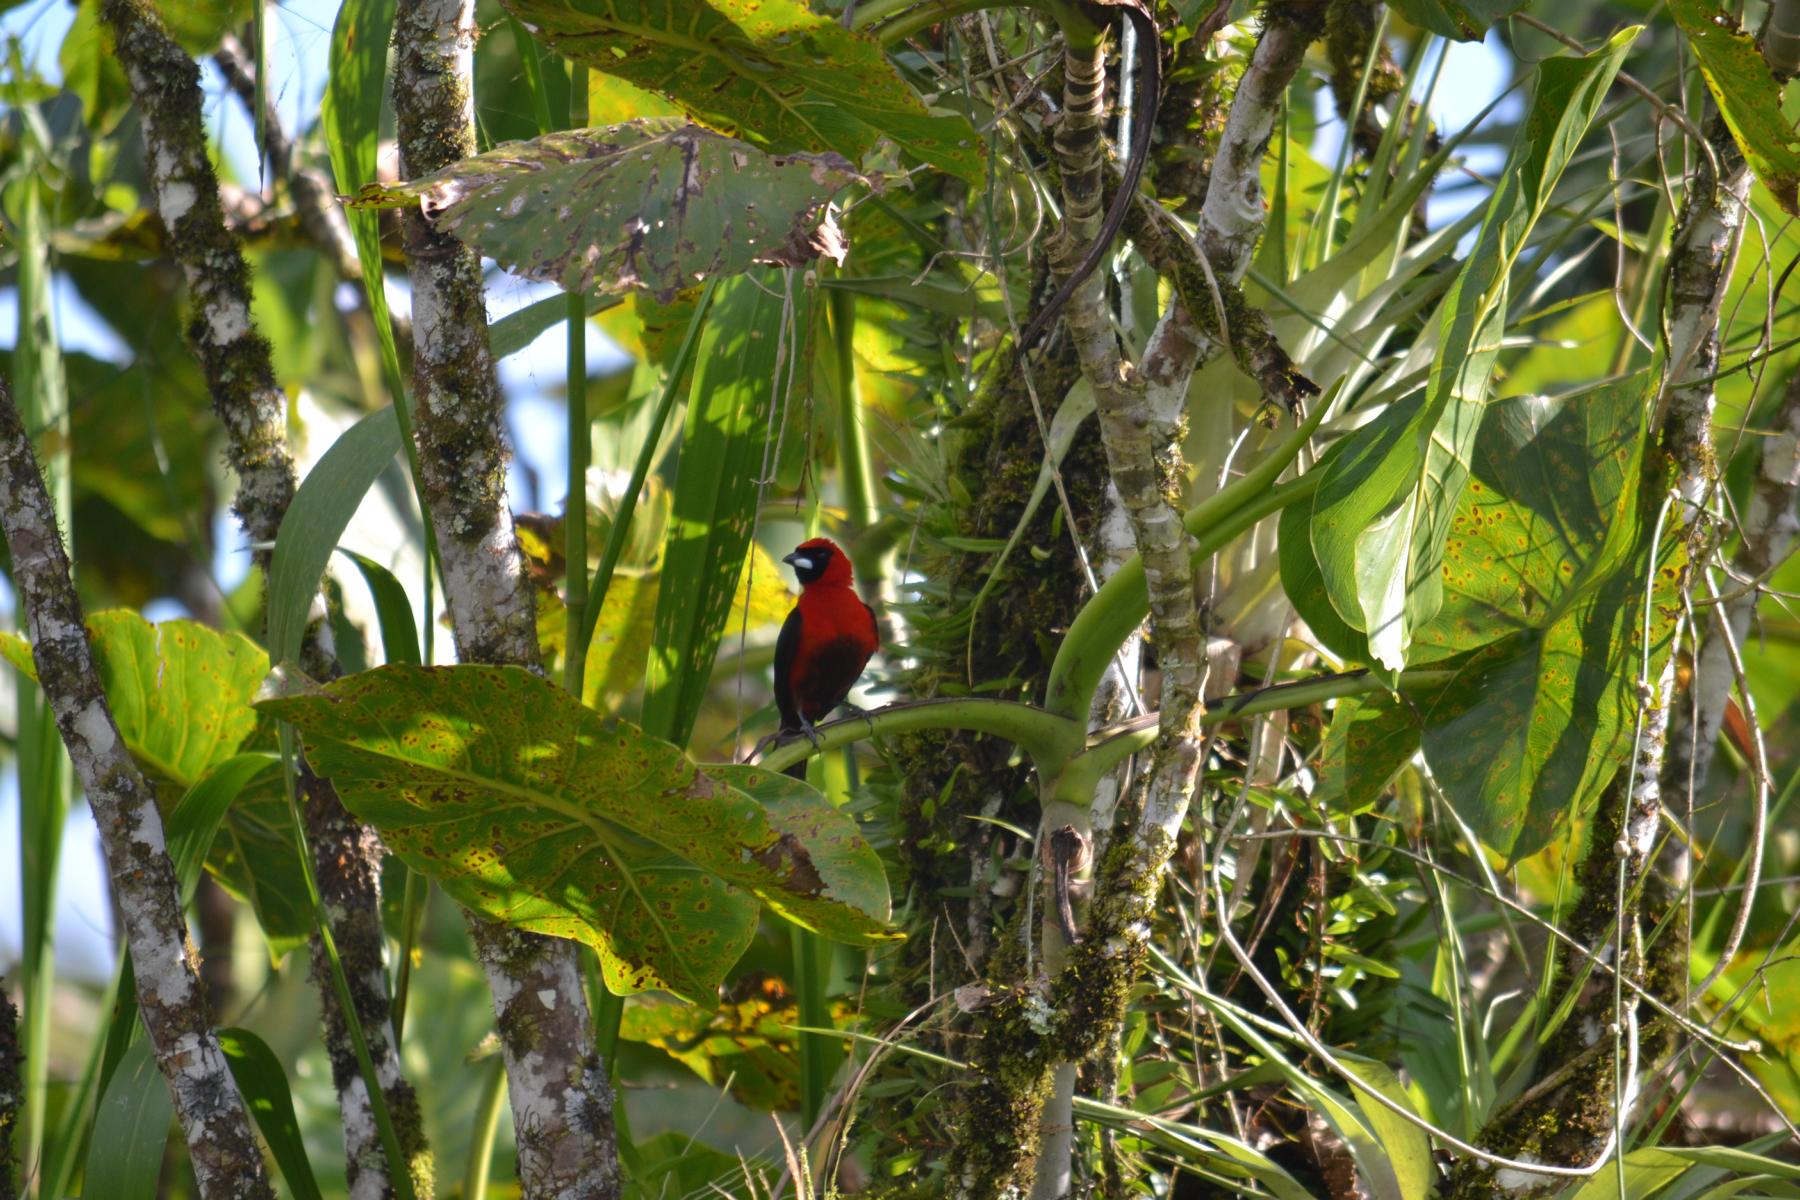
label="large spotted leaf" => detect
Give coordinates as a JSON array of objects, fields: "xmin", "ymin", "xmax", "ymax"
[
  {"xmin": 1307, "ymin": 33, "xmax": 1633, "ymax": 671},
  {"xmin": 1315, "ymin": 381, "xmax": 1681, "ymax": 860},
  {"xmin": 352, "ymin": 120, "xmax": 856, "ymax": 302},
  {"xmin": 503, "ymin": 0, "xmax": 983, "ymax": 184},
  {"xmin": 258, "ymin": 665, "xmax": 894, "ymax": 999}
]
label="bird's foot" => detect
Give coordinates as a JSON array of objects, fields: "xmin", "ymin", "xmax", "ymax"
[{"xmin": 798, "ymin": 716, "xmax": 824, "ymax": 751}]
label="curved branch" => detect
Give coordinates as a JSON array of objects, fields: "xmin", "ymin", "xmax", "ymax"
[
  {"xmin": 1045, "ymin": 412, "xmax": 1324, "ymax": 720},
  {"xmin": 749, "ymin": 698, "xmax": 1082, "ymax": 775}
]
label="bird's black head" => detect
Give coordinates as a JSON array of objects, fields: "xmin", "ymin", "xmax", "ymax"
[{"xmin": 783, "ymin": 538, "xmax": 847, "ymax": 587}]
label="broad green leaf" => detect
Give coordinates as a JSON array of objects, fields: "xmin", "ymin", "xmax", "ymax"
[
  {"xmin": 353, "ymin": 121, "xmax": 856, "ymax": 303},
  {"xmin": 641, "ymin": 272, "xmax": 784, "ymax": 746},
  {"xmin": 258, "ymin": 664, "xmax": 896, "ymax": 1000},
  {"xmin": 490, "ymin": 291, "xmax": 622, "ymax": 359},
  {"xmin": 1, "ymin": 611, "xmax": 266, "ymax": 787},
  {"xmin": 710, "ymin": 764, "xmax": 893, "ymax": 940},
  {"xmin": 1671, "ymin": 0, "xmax": 1800, "ymax": 215},
  {"xmin": 1321, "ymin": 383, "xmax": 1681, "ymax": 859},
  {"xmin": 266, "ymin": 408, "xmax": 402, "ymax": 667},
  {"xmin": 219, "ymin": 1028, "xmax": 325, "ymax": 1200},
  {"xmin": 1317, "ymin": 696, "xmax": 1417, "ymax": 816},
  {"xmin": 204, "ymin": 767, "xmax": 313, "ymax": 961},
  {"xmin": 1308, "ymin": 31, "xmax": 1635, "ymax": 671},
  {"xmin": 627, "ymin": 1131, "xmax": 753, "ymax": 1199},
  {"xmin": 1388, "ymin": 0, "xmax": 1527, "ymax": 40},
  {"xmin": 84, "ymin": 1037, "xmax": 170, "ymax": 1200},
  {"xmin": 502, "ymin": 0, "xmax": 983, "ymax": 184},
  {"xmin": 620, "ymin": 991, "xmax": 801, "ymax": 1110}
]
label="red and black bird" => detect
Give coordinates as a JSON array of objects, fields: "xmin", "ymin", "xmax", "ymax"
[{"xmin": 774, "ymin": 537, "xmax": 879, "ymax": 778}]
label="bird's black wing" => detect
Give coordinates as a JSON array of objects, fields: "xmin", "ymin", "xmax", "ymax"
[{"xmin": 773, "ymin": 605, "xmax": 803, "ymax": 732}]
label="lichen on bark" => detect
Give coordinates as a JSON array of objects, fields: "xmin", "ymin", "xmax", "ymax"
[
  {"xmin": 0, "ymin": 376, "xmax": 274, "ymax": 1200},
  {"xmin": 389, "ymin": 2, "xmax": 620, "ymax": 1194},
  {"xmin": 98, "ymin": 0, "xmax": 296, "ymax": 566}
]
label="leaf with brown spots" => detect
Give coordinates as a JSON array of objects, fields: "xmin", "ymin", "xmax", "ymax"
[
  {"xmin": 257, "ymin": 664, "xmax": 895, "ymax": 999},
  {"xmin": 502, "ymin": 0, "xmax": 984, "ymax": 185},
  {"xmin": 350, "ymin": 120, "xmax": 858, "ymax": 302},
  {"xmin": 1321, "ymin": 380, "xmax": 1682, "ymax": 861}
]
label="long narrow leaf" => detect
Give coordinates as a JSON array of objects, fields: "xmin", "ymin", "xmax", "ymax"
[
  {"xmin": 83, "ymin": 1037, "xmax": 171, "ymax": 1200},
  {"xmin": 641, "ymin": 271, "xmax": 785, "ymax": 746},
  {"xmin": 266, "ymin": 408, "xmax": 401, "ymax": 665},
  {"xmin": 220, "ymin": 1028, "xmax": 326, "ymax": 1200}
]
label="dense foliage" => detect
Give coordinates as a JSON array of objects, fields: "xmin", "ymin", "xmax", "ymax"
[{"xmin": 2, "ymin": 0, "xmax": 1800, "ymax": 1197}]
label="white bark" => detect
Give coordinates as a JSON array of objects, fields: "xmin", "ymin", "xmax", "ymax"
[{"xmin": 0, "ymin": 379, "xmax": 274, "ymax": 1200}]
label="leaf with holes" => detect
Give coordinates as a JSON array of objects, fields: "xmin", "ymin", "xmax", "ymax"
[
  {"xmin": 503, "ymin": 0, "xmax": 983, "ymax": 184},
  {"xmin": 257, "ymin": 664, "xmax": 896, "ymax": 999},
  {"xmin": 1671, "ymin": 0, "xmax": 1800, "ymax": 214},
  {"xmin": 351, "ymin": 121, "xmax": 857, "ymax": 302}
]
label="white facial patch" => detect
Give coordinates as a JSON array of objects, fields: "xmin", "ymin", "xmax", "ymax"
[{"xmin": 791, "ymin": 556, "xmax": 814, "ymax": 571}]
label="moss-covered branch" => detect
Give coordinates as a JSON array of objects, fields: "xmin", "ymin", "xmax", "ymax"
[
  {"xmin": 0, "ymin": 376, "xmax": 274, "ymax": 1200},
  {"xmin": 390, "ymin": 2, "xmax": 619, "ymax": 1194},
  {"xmin": 99, "ymin": 0, "xmax": 295, "ymax": 564}
]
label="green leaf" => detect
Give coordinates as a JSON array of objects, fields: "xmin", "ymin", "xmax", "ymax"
[
  {"xmin": 219, "ymin": 1028, "xmax": 325, "ymax": 1200},
  {"xmin": 257, "ymin": 664, "xmax": 896, "ymax": 999},
  {"xmin": 1307, "ymin": 30, "xmax": 1635, "ymax": 672},
  {"xmin": 641, "ymin": 271, "xmax": 784, "ymax": 747},
  {"xmin": 1387, "ymin": 0, "xmax": 1527, "ymax": 40},
  {"xmin": 203, "ymin": 769, "xmax": 313, "ymax": 962},
  {"xmin": 626, "ymin": 1131, "xmax": 751, "ymax": 1199},
  {"xmin": 267, "ymin": 408, "xmax": 402, "ymax": 667},
  {"xmin": 84, "ymin": 1037, "xmax": 170, "ymax": 1200},
  {"xmin": 353, "ymin": 121, "xmax": 858, "ymax": 302},
  {"xmin": 709, "ymin": 764, "xmax": 894, "ymax": 942},
  {"xmin": 335, "ymin": 549, "xmax": 423, "ymax": 667},
  {"xmin": 490, "ymin": 291, "xmax": 622, "ymax": 359},
  {"xmin": 502, "ymin": 0, "xmax": 983, "ymax": 184},
  {"xmin": 1, "ymin": 611, "xmax": 268, "ymax": 787},
  {"xmin": 1317, "ymin": 696, "xmax": 1418, "ymax": 816},
  {"xmin": 1338, "ymin": 1056, "xmax": 1433, "ymax": 1200},
  {"xmin": 166, "ymin": 753, "xmax": 280, "ymax": 906},
  {"xmin": 1341, "ymin": 382, "xmax": 1680, "ymax": 859},
  {"xmin": 1671, "ymin": 0, "xmax": 1800, "ymax": 215}
]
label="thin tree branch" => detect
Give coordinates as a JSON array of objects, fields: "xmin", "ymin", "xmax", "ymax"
[
  {"xmin": 390, "ymin": 2, "xmax": 621, "ymax": 1195},
  {"xmin": 99, "ymin": 0, "xmax": 294, "ymax": 566},
  {"xmin": 98, "ymin": 6, "xmax": 431, "ymax": 1191},
  {"xmin": 0, "ymin": 375, "xmax": 274, "ymax": 1200}
]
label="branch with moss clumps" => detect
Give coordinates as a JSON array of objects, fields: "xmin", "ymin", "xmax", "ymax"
[
  {"xmin": 98, "ymin": 0, "xmax": 294, "ymax": 563},
  {"xmin": 0, "ymin": 375, "xmax": 274, "ymax": 1200}
]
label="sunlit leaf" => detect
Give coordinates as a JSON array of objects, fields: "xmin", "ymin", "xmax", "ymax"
[
  {"xmin": 1671, "ymin": 0, "xmax": 1800, "ymax": 214},
  {"xmin": 1307, "ymin": 31, "xmax": 1635, "ymax": 671},
  {"xmin": 259, "ymin": 665, "xmax": 896, "ymax": 1000},
  {"xmin": 1387, "ymin": 0, "xmax": 1527, "ymax": 40}
]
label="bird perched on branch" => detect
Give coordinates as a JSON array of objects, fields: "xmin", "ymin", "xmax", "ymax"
[{"xmin": 774, "ymin": 537, "xmax": 879, "ymax": 779}]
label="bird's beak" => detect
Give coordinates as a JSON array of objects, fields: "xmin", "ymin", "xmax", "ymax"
[{"xmin": 781, "ymin": 552, "xmax": 799, "ymax": 566}]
